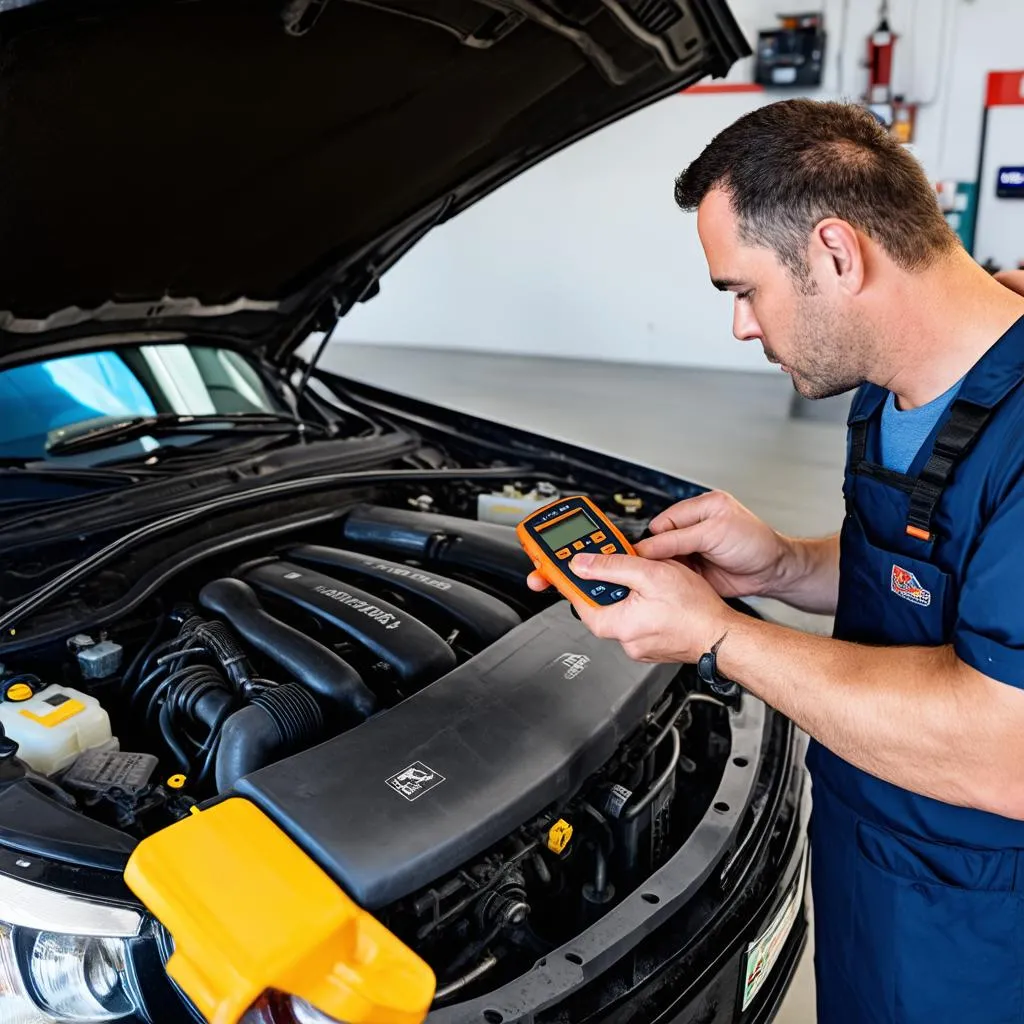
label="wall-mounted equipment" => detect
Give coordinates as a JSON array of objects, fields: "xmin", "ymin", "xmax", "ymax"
[
  {"xmin": 971, "ymin": 71, "xmax": 1024, "ymax": 270},
  {"xmin": 865, "ymin": 3, "xmax": 896, "ymax": 105},
  {"xmin": 754, "ymin": 12, "xmax": 826, "ymax": 88},
  {"xmin": 996, "ymin": 167, "xmax": 1024, "ymax": 199}
]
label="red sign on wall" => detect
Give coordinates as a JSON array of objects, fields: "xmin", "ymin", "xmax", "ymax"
[{"xmin": 987, "ymin": 71, "xmax": 1024, "ymax": 108}]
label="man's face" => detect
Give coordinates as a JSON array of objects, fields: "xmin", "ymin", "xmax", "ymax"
[{"xmin": 696, "ymin": 189, "xmax": 868, "ymax": 399}]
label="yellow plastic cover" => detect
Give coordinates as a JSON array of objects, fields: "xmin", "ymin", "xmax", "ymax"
[{"xmin": 124, "ymin": 798, "xmax": 435, "ymax": 1024}]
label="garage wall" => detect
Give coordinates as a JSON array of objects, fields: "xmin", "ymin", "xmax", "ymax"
[{"xmin": 333, "ymin": 0, "xmax": 1024, "ymax": 370}]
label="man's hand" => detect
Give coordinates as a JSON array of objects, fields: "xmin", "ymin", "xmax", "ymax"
[
  {"xmin": 526, "ymin": 491, "xmax": 840, "ymax": 614},
  {"xmin": 636, "ymin": 491, "xmax": 797, "ymax": 599},
  {"xmin": 556, "ymin": 552, "xmax": 736, "ymax": 664}
]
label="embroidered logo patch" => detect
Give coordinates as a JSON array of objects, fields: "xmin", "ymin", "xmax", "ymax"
[{"xmin": 891, "ymin": 565, "xmax": 932, "ymax": 607}]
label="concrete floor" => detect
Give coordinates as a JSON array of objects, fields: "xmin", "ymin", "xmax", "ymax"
[{"xmin": 323, "ymin": 340, "xmax": 852, "ymax": 1022}]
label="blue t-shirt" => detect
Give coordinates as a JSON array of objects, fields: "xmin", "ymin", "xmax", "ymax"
[{"xmin": 880, "ymin": 378, "xmax": 964, "ymax": 473}]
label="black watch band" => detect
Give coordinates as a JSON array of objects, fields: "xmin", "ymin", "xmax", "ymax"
[{"xmin": 697, "ymin": 633, "xmax": 738, "ymax": 697}]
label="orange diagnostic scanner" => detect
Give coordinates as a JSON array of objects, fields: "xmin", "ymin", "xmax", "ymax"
[{"xmin": 517, "ymin": 495, "xmax": 636, "ymax": 608}]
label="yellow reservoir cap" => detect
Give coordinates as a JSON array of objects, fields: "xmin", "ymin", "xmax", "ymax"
[
  {"xmin": 4, "ymin": 683, "xmax": 33, "ymax": 702},
  {"xmin": 124, "ymin": 798, "xmax": 435, "ymax": 1024}
]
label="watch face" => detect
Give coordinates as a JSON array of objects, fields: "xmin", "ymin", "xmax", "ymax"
[{"xmin": 697, "ymin": 652, "xmax": 714, "ymax": 682}]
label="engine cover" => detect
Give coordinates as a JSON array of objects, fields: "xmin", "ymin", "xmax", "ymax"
[{"xmin": 236, "ymin": 603, "xmax": 676, "ymax": 909}]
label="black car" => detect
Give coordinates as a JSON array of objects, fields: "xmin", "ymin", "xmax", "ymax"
[{"xmin": 0, "ymin": 2, "xmax": 810, "ymax": 1023}]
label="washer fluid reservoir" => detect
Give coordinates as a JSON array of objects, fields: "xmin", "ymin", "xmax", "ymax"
[{"xmin": 0, "ymin": 684, "xmax": 112, "ymax": 775}]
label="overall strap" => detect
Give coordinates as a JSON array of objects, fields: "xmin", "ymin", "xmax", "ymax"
[
  {"xmin": 847, "ymin": 384, "xmax": 887, "ymax": 470},
  {"xmin": 905, "ymin": 400, "xmax": 993, "ymax": 541},
  {"xmin": 843, "ymin": 385, "xmax": 887, "ymax": 513}
]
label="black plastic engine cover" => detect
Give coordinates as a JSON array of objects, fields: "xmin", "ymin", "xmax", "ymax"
[
  {"xmin": 238, "ymin": 559, "xmax": 456, "ymax": 691},
  {"xmin": 236, "ymin": 603, "xmax": 676, "ymax": 909},
  {"xmin": 284, "ymin": 544, "xmax": 521, "ymax": 647}
]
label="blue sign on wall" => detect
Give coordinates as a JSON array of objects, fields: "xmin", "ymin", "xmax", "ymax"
[{"xmin": 997, "ymin": 167, "xmax": 1024, "ymax": 198}]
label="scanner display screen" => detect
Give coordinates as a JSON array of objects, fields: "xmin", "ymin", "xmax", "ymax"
[{"xmin": 539, "ymin": 511, "xmax": 600, "ymax": 550}]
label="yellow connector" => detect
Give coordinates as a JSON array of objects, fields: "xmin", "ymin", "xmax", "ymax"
[
  {"xmin": 547, "ymin": 819, "xmax": 573, "ymax": 854},
  {"xmin": 124, "ymin": 798, "xmax": 435, "ymax": 1024}
]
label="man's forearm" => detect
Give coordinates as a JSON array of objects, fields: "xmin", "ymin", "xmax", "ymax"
[
  {"xmin": 716, "ymin": 612, "xmax": 1024, "ymax": 819},
  {"xmin": 767, "ymin": 533, "xmax": 840, "ymax": 615}
]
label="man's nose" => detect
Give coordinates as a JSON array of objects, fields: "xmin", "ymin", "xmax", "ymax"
[{"xmin": 732, "ymin": 301, "xmax": 762, "ymax": 343}]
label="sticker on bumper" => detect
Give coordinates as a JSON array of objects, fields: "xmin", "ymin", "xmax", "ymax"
[{"xmin": 741, "ymin": 848, "xmax": 807, "ymax": 1012}]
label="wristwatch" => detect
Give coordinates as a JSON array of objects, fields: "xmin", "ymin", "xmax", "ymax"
[{"xmin": 696, "ymin": 633, "xmax": 739, "ymax": 697}]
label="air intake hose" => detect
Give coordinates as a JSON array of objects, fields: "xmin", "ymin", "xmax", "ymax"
[
  {"xmin": 193, "ymin": 619, "xmax": 255, "ymax": 691},
  {"xmin": 215, "ymin": 683, "xmax": 323, "ymax": 792},
  {"xmin": 199, "ymin": 578, "xmax": 377, "ymax": 722}
]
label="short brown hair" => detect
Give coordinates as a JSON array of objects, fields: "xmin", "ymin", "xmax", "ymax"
[{"xmin": 674, "ymin": 99, "xmax": 958, "ymax": 279}]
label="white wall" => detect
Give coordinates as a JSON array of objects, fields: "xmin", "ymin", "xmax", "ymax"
[{"xmin": 334, "ymin": 0, "xmax": 1024, "ymax": 370}]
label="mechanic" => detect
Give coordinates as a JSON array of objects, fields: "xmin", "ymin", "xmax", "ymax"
[{"xmin": 528, "ymin": 100, "xmax": 1024, "ymax": 1023}]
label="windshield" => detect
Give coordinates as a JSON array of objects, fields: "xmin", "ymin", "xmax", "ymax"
[{"xmin": 0, "ymin": 345, "xmax": 280, "ymax": 462}]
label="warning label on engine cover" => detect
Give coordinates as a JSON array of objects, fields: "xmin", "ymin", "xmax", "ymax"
[{"xmin": 386, "ymin": 762, "xmax": 446, "ymax": 802}]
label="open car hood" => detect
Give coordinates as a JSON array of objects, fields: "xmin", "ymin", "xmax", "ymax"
[{"xmin": 0, "ymin": 0, "xmax": 748, "ymax": 365}]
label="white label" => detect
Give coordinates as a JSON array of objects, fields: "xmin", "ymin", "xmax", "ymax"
[
  {"xmin": 386, "ymin": 761, "xmax": 446, "ymax": 802},
  {"xmin": 742, "ymin": 849, "xmax": 807, "ymax": 1011},
  {"xmin": 556, "ymin": 653, "xmax": 591, "ymax": 680},
  {"xmin": 771, "ymin": 67, "xmax": 798, "ymax": 84}
]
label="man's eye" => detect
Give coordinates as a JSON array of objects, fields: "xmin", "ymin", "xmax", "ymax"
[{"xmin": 735, "ymin": 290, "xmax": 753, "ymax": 302}]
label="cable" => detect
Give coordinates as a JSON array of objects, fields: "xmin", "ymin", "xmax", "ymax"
[
  {"xmin": 933, "ymin": 0, "xmax": 962, "ymax": 175},
  {"xmin": 640, "ymin": 690, "xmax": 724, "ymax": 760},
  {"xmin": 117, "ymin": 612, "xmax": 166, "ymax": 696},
  {"xmin": 835, "ymin": 0, "xmax": 852, "ymax": 98},
  {"xmin": 623, "ymin": 728, "xmax": 682, "ymax": 821},
  {"xmin": 158, "ymin": 701, "xmax": 191, "ymax": 773},
  {"xmin": 193, "ymin": 703, "xmax": 236, "ymax": 789},
  {"xmin": 915, "ymin": 0, "xmax": 953, "ymax": 107},
  {"xmin": 433, "ymin": 956, "xmax": 498, "ymax": 1003}
]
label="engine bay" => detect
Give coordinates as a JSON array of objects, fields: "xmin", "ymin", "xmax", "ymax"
[{"xmin": 0, "ymin": 480, "xmax": 735, "ymax": 1005}]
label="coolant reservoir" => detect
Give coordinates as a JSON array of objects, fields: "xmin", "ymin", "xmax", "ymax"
[{"xmin": 0, "ymin": 684, "xmax": 112, "ymax": 775}]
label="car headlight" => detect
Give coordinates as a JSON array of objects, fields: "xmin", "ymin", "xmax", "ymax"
[{"xmin": 0, "ymin": 870, "xmax": 143, "ymax": 1024}]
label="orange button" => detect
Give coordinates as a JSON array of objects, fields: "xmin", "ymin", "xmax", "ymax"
[
  {"xmin": 601, "ymin": 543, "xmax": 617, "ymax": 554},
  {"xmin": 591, "ymin": 531, "xmax": 606, "ymax": 544},
  {"xmin": 573, "ymin": 540, "xmax": 586, "ymax": 551},
  {"xmin": 555, "ymin": 547, "xmax": 572, "ymax": 560}
]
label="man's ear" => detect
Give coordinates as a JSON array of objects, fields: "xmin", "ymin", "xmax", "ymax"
[{"xmin": 808, "ymin": 218, "xmax": 865, "ymax": 295}]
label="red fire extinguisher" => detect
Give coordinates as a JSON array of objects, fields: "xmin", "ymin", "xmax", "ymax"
[{"xmin": 866, "ymin": 1, "xmax": 896, "ymax": 105}]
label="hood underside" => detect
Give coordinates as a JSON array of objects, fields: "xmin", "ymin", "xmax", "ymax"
[{"xmin": 0, "ymin": 0, "xmax": 747, "ymax": 361}]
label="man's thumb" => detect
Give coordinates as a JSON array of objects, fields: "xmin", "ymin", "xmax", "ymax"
[{"xmin": 570, "ymin": 552, "xmax": 647, "ymax": 588}]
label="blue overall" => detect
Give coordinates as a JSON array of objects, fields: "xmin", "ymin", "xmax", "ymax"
[{"xmin": 808, "ymin": 314, "xmax": 1024, "ymax": 1023}]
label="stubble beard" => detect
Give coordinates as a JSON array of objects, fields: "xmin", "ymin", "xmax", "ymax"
[{"xmin": 785, "ymin": 295, "xmax": 868, "ymax": 400}]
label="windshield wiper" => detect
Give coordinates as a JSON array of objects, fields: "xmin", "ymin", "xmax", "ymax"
[{"xmin": 45, "ymin": 413, "xmax": 327, "ymax": 457}]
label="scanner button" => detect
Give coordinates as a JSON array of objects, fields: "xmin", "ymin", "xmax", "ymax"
[
  {"xmin": 590, "ymin": 585, "xmax": 607, "ymax": 597},
  {"xmin": 591, "ymin": 531, "xmax": 606, "ymax": 544},
  {"xmin": 609, "ymin": 588, "xmax": 629, "ymax": 601},
  {"xmin": 555, "ymin": 547, "xmax": 572, "ymax": 560},
  {"xmin": 573, "ymin": 540, "xmax": 586, "ymax": 551},
  {"xmin": 601, "ymin": 543, "xmax": 617, "ymax": 554}
]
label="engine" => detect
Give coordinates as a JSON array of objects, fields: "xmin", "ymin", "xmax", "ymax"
[{"xmin": 0, "ymin": 497, "xmax": 732, "ymax": 1002}]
